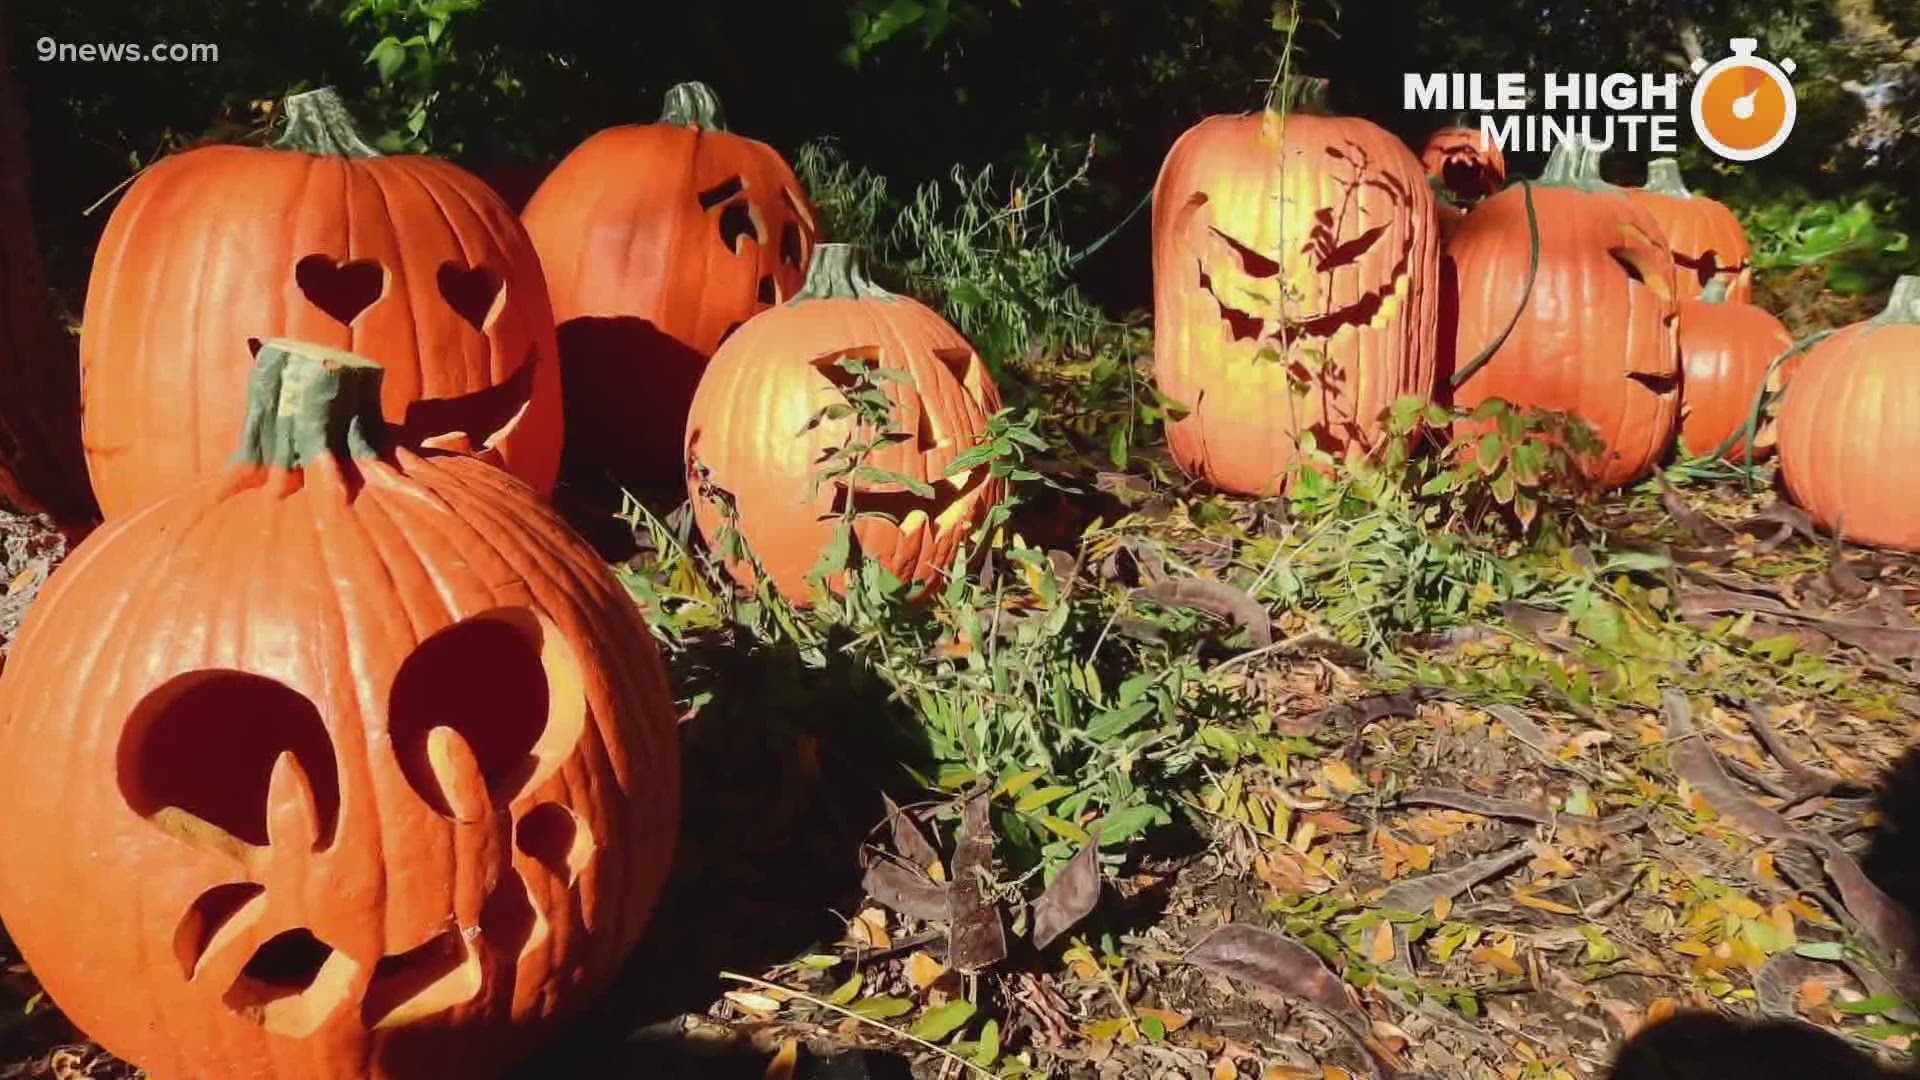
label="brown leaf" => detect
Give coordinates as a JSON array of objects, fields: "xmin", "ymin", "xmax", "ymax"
[
  {"xmin": 1313, "ymin": 688, "xmax": 1443, "ymax": 734},
  {"xmin": 1377, "ymin": 844, "xmax": 1531, "ymax": 914},
  {"xmin": 948, "ymin": 792, "xmax": 1007, "ymax": 972},
  {"xmin": 1754, "ymin": 953, "xmax": 1833, "ymax": 1019},
  {"xmin": 1663, "ymin": 690, "xmax": 1798, "ymax": 839},
  {"xmin": 1739, "ymin": 701, "xmax": 1845, "ymax": 797},
  {"xmin": 1186, "ymin": 923, "xmax": 1398, "ymax": 1076},
  {"xmin": 1826, "ymin": 530, "xmax": 1873, "ymax": 599},
  {"xmin": 862, "ymin": 858, "xmax": 950, "ymax": 921},
  {"xmin": 1656, "ymin": 473, "xmax": 1735, "ymax": 545},
  {"xmin": 1676, "ymin": 588, "xmax": 1795, "ymax": 619},
  {"xmin": 1732, "ymin": 501, "xmax": 1823, "ymax": 549},
  {"xmin": 1135, "ymin": 577, "xmax": 1274, "ymax": 648},
  {"xmin": 1396, "ymin": 786, "xmax": 1553, "ymax": 826},
  {"xmin": 1499, "ymin": 602, "xmax": 1566, "ymax": 635},
  {"xmin": 1032, "ymin": 828, "xmax": 1103, "ymax": 950},
  {"xmin": 882, "ymin": 794, "xmax": 941, "ymax": 871}
]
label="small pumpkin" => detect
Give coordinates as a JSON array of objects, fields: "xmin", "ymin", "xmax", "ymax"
[
  {"xmin": 0, "ymin": 342, "xmax": 678, "ymax": 1079},
  {"xmin": 1152, "ymin": 76, "xmax": 1441, "ymax": 495},
  {"xmin": 1626, "ymin": 158, "xmax": 1753, "ymax": 302},
  {"xmin": 1776, "ymin": 276, "xmax": 1920, "ymax": 550},
  {"xmin": 1445, "ymin": 138, "xmax": 1680, "ymax": 491},
  {"xmin": 80, "ymin": 87, "xmax": 563, "ymax": 519},
  {"xmin": 1674, "ymin": 280, "xmax": 1794, "ymax": 461},
  {"xmin": 523, "ymin": 81, "xmax": 820, "ymax": 491},
  {"xmin": 684, "ymin": 243, "xmax": 1003, "ymax": 603},
  {"xmin": 1420, "ymin": 124, "xmax": 1507, "ymax": 203}
]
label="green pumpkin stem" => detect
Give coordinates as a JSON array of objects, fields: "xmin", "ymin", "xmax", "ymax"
[
  {"xmin": 1700, "ymin": 278, "xmax": 1731, "ymax": 304},
  {"xmin": 1643, "ymin": 158, "xmax": 1692, "ymax": 198},
  {"xmin": 1272, "ymin": 74, "xmax": 1331, "ymax": 116},
  {"xmin": 792, "ymin": 243, "xmax": 896, "ymax": 302},
  {"xmin": 271, "ymin": 87, "xmax": 382, "ymax": 158},
  {"xmin": 1536, "ymin": 137, "xmax": 1614, "ymax": 193},
  {"xmin": 233, "ymin": 340, "xmax": 388, "ymax": 469},
  {"xmin": 659, "ymin": 81, "xmax": 728, "ymax": 130},
  {"xmin": 1872, "ymin": 276, "xmax": 1920, "ymax": 325}
]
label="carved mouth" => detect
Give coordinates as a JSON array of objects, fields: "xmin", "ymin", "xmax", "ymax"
[
  {"xmin": 397, "ymin": 348, "xmax": 539, "ymax": 456},
  {"xmin": 1627, "ymin": 372, "xmax": 1679, "ymax": 395}
]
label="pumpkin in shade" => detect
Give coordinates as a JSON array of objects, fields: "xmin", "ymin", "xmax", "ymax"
[
  {"xmin": 1626, "ymin": 158, "xmax": 1752, "ymax": 302},
  {"xmin": 1419, "ymin": 125, "xmax": 1507, "ymax": 203},
  {"xmin": 0, "ymin": 342, "xmax": 678, "ymax": 1080},
  {"xmin": 523, "ymin": 81, "xmax": 820, "ymax": 491},
  {"xmin": 1776, "ymin": 277, "xmax": 1920, "ymax": 550},
  {"xmin": 684, "ymin": 244, "xmax": 1003, "ymax": 603},
  {"xmin": 80, "ymin": 87, "xmax": 563, "ymax": 519},
  {"xmin": 472, "ymin": 162, "xmax": 556, "ymax": 215},
  {"xmin": 1445, "ymin": 138, "xmax": 1680, "ymax": 491},
  {"xmin": 1152, "ymin": 77, "xmax": 1441, "ymax": 496},
  {"xmin": 1674, "ymin": 280, "xmax": 1794, "ymax": 460}
]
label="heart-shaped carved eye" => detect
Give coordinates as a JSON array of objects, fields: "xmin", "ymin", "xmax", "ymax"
[
  {"xmin": 295, "ymin": 255, "xmax": 385, "ymax": 327},
  {"xmin": 436, "ymin": 262, "xmax": 504, "ymax": 332}
]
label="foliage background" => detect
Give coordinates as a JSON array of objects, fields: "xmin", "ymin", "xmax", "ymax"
[{"xmin": 8, "ymin": 0, "xmax": 1919, "ymax": 316}]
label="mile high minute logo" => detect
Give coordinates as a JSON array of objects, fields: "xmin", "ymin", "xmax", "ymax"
[{"xmin": 1404, "ymin": 70, "xmax": 1685, "ymax": 153}]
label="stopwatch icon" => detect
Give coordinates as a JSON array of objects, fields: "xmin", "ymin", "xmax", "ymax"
[{"xmin": 1690, "ymin": 38, "xmax": 1797, "ymax": 162}]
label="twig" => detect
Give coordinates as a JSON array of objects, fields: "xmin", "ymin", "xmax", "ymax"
[{"xmin": 718, "ymin": 971, "xmax": 996, "ymax": 1078}]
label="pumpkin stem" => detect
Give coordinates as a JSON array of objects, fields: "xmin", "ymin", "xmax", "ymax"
[
  {"xmin": 1643, "ymin": 158, "xmax": 1692, "ymax": 198},
  {"xmin": 1872, "ymin": 276, "xmax": 1920, "ymax": 326},
  {"xmin": 233, "ymin": 340, "xmax": 388, "ymax": 469},
  {"xmin": 271, "ymin": 87, "xmax": 382, "ymax": 158},
  {"xmin": 1535, "ymin": 136, "xmax": 1614, "ymax": 193},
  {"xmin": 1272, "ymin": 75, "xmax": 1331, "ymax": 116},
  {"xmin": 792, "ymin": 243, "xmax": 896, "ymax": 303},
  {"xmin": 659, "ymin": 81, "xmax": 728, "ymax": 130},
  {"xmin": 1700, "ymin": 278, "xmax": 1732, "ymax": 304}
]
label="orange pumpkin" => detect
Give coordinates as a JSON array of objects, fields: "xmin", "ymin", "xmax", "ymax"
[
  {"xmin": 523, "ymin": 81, "xmax": 820, "ymax": 492},
  {"xmin": 1445, "ymin": 139, "xmax": 1680, "ymax": 491},
  {"xmin": 80, "ymin": 87, "xmax": 562, "ymax": 519},
  {"xmin": 1626, "ymin": 158, "xmax": 1752, "ymax": 302},
  {"xmin": 684, "ymin": 243, "xmax": 1003, "ymax": 603},
  {"xmin": 1675, "ymin": 281, "xmax": 1794, "ymax": 460},
  {"xmin": 0, "ymin": 341, "xmax": 678, "ymax": 1079},
  {"xmin": 1152, "ymin": 77, "xmax": 1441, "ymax": 495},
  {"xmin": 1776, "ymin": 276, "xmax": 1920, "ymax": 550},
  {"xmin": 1420, "ymin": 125, "xmax": 1507, "ymax": 203}
]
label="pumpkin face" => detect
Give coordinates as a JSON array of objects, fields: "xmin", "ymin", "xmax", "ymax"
[
  {"xmin": 523, "ymin": 81, "xmax": 820, "ymax": 491},
  {"xmin": 80, "ymin": 89, "xmax": 562, "ymax": 520},
  {"xmin": 1420, "ymin": 125, "xmax": 1507, "ymax": 203},
  {"xmin": 0, "ymin": 343, "xmax": 677, "ymax": 1080},
  {"xmin": 1626, "ymin": 158, "xmax": 1752, "ymax": 302},
  {"xmin": 685, "ymin": 244, "xmax": 1002, "ymax": 603},
  {"xmin": 1152, "ymin": 79, "xmax": 1441, "ymax": 495},
  {"xmin": 1446, "ymin": 140, "xmax": 1681, "ymax": 490},
  {"xmin": 1776, "ymin": 277, "xmax": 1920, "ymax": 550},
  {"xmin": 1675, "ymin": 284, "xmax": 1794, "ymax": 460}
]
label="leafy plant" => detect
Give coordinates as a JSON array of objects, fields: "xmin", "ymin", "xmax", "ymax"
[{"xmin": 1737, "ymin": 186, "xmax": 1919, "ymax": 296}]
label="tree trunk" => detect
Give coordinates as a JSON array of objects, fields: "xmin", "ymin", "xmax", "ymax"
[{"xmin": 0, "ymin": 24, "xmax": 100, "ymax": 530}]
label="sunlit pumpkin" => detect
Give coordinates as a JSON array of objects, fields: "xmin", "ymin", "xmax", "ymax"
[
  {"xmin": 1675, "ymin": 280, "xmax": 1794, "ymax": 460},
  {"xmin": 1152, "ymin": 77, "xmax": 1441, "ymax": 495},
  {"xmin": 1626, "ymin": 158, "xmax": 1752, "ymax": 302},
  {"xmin": 1419, "ymin": 125, "xmax": 1507, "ymax": 203},
  {"xmin": 684, "ymin": 243, "xmax": 1003, "ymax": 603},
  {"xmin": 1776, "ymin": 276, "xmax": 1920, "ymax": 550},
  {"xmin": 523, "ymin": 81, "xmax": 820, "ymax": 492},
  {"xmin": 1445, "ymin": 138, "xmax": 1680, "ymax": 490},
  {"xmin": 0, "ymin": 341, "xmax": 678, "ymax": 1080},
  {"xmin": 80, "ymin": 87, "xmax": 562, "ymax": 519}
]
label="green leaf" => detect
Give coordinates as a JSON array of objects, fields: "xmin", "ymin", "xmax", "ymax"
[
  {"xmin": 972, "ymin": 1019, "xmax": 1001, "ymax": 1065},
  {"xmin": 368, "ymin": 36, "xmax": 409, "ymax": 82},
  {"xmin": 1792, "ymin": 941, "xmax": 1848, "ymax": 961},
  {"xmin": 1092, "ymin": 803, "xmax": 1166, "ymax": 844},
  {"xmin": 909, "ymin": 999, "xmax": 977, "ymax": 1041},
  {"xmin": 849, "ymin": 995, "xmax": 915, "ymax": 1020},
  {"xmin": 1834, "ymin": 993, "xmax": 1905, "ymax": 1016},
  {"xmin": 1016, "ymin": 785, "xmax": 1076, "ymax": 812},
  {"xmin": 1084, "ymin": 701, "xmax": 1156, "ymax": 741},
  {"xmin": 825, "ymin": 973, "xmax": 864, "ymax": 1005}
]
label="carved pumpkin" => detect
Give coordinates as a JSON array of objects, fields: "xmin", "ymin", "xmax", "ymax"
[
  {"xmin": 1777, "ymin": 277, "xmax": 1920, "ymax": 550},
  {"xmin": 1420, "ymin": 125, "xmax": 1507, "ymax": 203},
  {"xmin": 1675, "ymin": 280, "xmax": 1794, "ymax": 460},
  {"xmin": 1152, "ymin": 77, "xmax": 1440, "ymax": 495},
  {"xmin": 523, "ymin": 81, "xmax": 820, "ymax": 492},
  {"xmin": 1626, "ymin": 158, "xmax": 1753, "ymax": 302},
  {"xmin": 0, "ymin": 342, "xmax": 678, "ymax": 1080},
  {"xmin": 1445, "ymin": 139, "xmax": 1680, "ymax": 490},
  {"xmin": 80, "ymin": 88, "xmax": 562, "ymax": 519},
  {"xmin": 684, "ymin": 244, "xmax": 1002, "ymax": 603}
]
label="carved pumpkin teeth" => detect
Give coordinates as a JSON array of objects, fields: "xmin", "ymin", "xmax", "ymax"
[
  {"xmin": 945, "ymin": 466, "xmax": 976, "ymax": 491},
  {"xmin": 420, "ymin": 431, "xmax": 477, "ymax": 454},
  {"xmin": 899, "ymin": 509, "xmax": 930, "ymax": 537},
  {"xmin": 265, "ymin": 751, "xmax": 323, "ymax": 854},
  {"xmin": 934, "ymin": 497, "xmax": 973, "ymax": 535},
  {"xmin": 425, "ymin": 726, "xmax": 493, "ymax": 824}
]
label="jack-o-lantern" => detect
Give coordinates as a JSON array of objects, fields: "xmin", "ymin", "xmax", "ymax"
[
  {"xmin": 1420, "ymin": 125, "xmax": 1507, "ymax": 203},
  {"xmin": 0, "ymin": 342, "xmax": 678, "ymax": 1080},
  {"xmin": 523, "ymin": 81, "xmax": 820, "ymax": 492},
  {"xmin": 684, "ymin": 244, "xmax": 1002, "ymax": 603},
  {"xmin": 80, "ymin": 87, "xmax": 563, "ymax": 519},
  {"xmin": 1626, "ymin": 158, "xmax": 1753, "ymax": 303},
  {"xmin": 1152, "ymin": 77, "xmax": 1441, "ymax": 496},
  {"xmin": 1445, "ymin": 138, "xmax": 1681, "ymax": 490}
]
